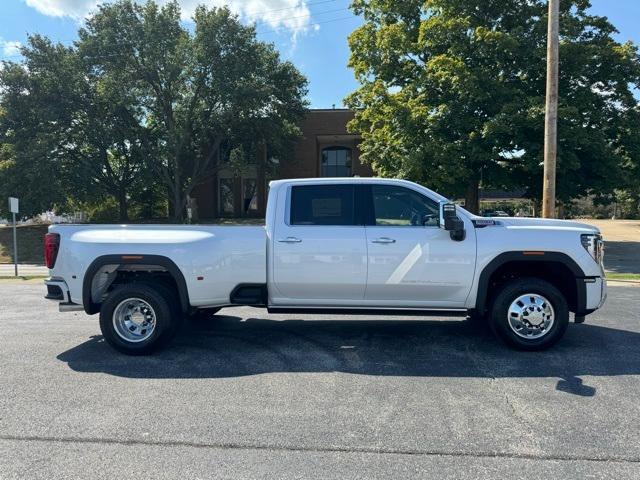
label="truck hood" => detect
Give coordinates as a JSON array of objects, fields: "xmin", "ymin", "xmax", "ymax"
[{"xmin": 481, "ymin": 217, "xmax": 600, "ymax": 234}]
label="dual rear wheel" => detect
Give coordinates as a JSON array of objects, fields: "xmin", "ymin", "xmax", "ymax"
[
  {"xmin": 99, "ymin": 283, "xmax": 181, "ymax": 355},
  {"xmin": 99, "ymin": 284, "xmax": 223, "ymax": 355}
]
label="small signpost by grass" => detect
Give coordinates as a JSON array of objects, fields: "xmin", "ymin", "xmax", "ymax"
[{"xmin": 9, "ymin": 197, "xmax": 18, "ymax": 276}]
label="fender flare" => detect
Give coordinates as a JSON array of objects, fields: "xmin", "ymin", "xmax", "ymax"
[
  {"xmin": 82, "ymin": 254, "xmax": 190, "ymax": 315},
  {"xmin": 475, "ymin": 251, "xmax": 587, "ymax": 314}
]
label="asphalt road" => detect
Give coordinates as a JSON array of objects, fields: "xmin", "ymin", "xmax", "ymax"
[{"xmin": 1, "ymin": 283, "xmax": 639, "ymax": 479}]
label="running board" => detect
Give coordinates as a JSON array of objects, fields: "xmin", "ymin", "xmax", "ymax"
[{"xmin": 267, "ymin": 307, "xmax": 468, "ymax": 317}]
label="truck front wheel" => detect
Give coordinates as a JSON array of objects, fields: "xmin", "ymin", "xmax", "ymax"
[
  {"xmin": 490, "ymin": 278, "xmax": 569, "ymax": 351},
  {"xmin": 99, "ymin": 284, "xmax": 177, "ymax": 355}
]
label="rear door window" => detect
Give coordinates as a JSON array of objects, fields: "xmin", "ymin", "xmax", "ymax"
[{"xmin": 290, "ymin": 184, "xmax": 356, "ymax": 226}]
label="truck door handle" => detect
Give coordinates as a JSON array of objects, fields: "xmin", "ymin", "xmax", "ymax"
[
  {"xmin": 372, "ymin": 237, "xmax": 396, "ymax": 244},
  {"xmin": 278, "ymin": 237, "xmax": 302, "ymax": 243}
]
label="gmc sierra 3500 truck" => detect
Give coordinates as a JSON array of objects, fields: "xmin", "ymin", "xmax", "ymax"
[{"xmin": 44, "ymin": 178, "xmax": 606, "ymax": 355}]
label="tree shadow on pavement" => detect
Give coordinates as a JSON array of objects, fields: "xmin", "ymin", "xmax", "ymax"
[{"xmin": 57, "ymin": 313, "xmax": 640, "ymax": 396}]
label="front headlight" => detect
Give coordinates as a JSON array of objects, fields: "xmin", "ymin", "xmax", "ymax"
[{"xmin": 581, "ymin": 233, "xmax": 604, "ymax": 265}]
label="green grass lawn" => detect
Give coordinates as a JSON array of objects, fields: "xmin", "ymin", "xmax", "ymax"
[
  {"xmin": 605, "ymin": 272, "xmax": 640, "ymax": 281},
  {"xmin": 0, "ymin": 224, "xmax": 48, "ymax": 264}
]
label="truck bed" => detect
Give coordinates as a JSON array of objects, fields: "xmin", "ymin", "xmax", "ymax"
[{"xmin": 49, "ymin": 224, "xmax": 267, "ymax": 307}]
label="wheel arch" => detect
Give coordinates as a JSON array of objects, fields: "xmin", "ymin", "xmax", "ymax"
[
  {"xmin": 82, "ymin": 254, "xmax": 190, "ymax": 315},
  {"xmin": 475, "ymin": 251, "xmax": 588, "ymax": 315}
]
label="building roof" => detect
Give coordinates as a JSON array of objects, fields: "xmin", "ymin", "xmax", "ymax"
[{"xmin": 307, "ymin": 108, "xmax": 352, "ymax": 112}]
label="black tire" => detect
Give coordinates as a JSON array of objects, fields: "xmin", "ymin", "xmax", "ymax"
[
  {"xmin": 148, "ymin": 282, "xmax": 184, "ymax": 340},
  {"xmin": 489, "ymin": 277, "xmax": 569, "ymax": 351},
  {"xmin": 99, "ymin": 283, "xmax": 178, "ymax": 355}
]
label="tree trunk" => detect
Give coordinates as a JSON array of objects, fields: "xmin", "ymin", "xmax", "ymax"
[
  {"xmin": 117, "ymin": 190, "xmax": 129, "ymax": 222},
  {"xmin": 172, "ymin": 161, "xmax": 184, "ymax": 222},
  {"xmin": 172, "ymin": 188, "xmax": 183, "ymax": 222},
  {"xmin": 465, "ymin": 176, "xmax": 480, "ymax": 215},
  {"xmin": 166, "ymin": 186, "xmax": 173, "ymax": 220}
]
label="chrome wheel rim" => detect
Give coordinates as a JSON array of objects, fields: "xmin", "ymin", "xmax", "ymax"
[
  {"xmin": 507, "ymin": 293, "xmax": 555, "ymax": 340},
  {"xmin": 112, "ymin": 298, "xmax": 157, "ymax": 343}
]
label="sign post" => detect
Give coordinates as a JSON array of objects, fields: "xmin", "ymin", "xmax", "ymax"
[{"xmin": 9, "ymin": 197, "xmax": 18, "ymax": 277}]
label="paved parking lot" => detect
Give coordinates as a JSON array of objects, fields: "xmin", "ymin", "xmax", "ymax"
[{"xmin": 1, "ymin": 283, "xmax": 639, "ymax": 479}]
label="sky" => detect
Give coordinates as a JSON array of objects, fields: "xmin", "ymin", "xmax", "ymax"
[{"xmin": 0, "ymin": 0, "xmax": 638, "ymax": 108}]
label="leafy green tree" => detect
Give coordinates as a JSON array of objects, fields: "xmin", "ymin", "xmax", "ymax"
[
  {"xmin": 0, "ymin": 0, "xmax": 307, "ymax": 222},
  {"xmin": 615, "ymin": 107, "xmax": 640, "ymax": 217},
  {"xmin": 79, "ymin": 0, "xmax": 308, "ymax": 220},
  {"xmin": 346, "ymin": 0, "xmax": 640, "ymax": 213},
  {"xmin": 0, "ymin": 36, "xmax": 153, "ymax": 221},
  {"xmin": 0, "ymin": 42, "xmax": 72, "ymax": 219}
]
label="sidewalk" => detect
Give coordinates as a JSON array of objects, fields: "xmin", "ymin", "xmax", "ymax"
[{"xmin": 0, "ymin": 264, "xmax": 48, "ymax": 276}]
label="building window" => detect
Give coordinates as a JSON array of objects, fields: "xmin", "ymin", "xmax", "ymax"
[
  {"xmin": 321, "ymin": 147, "xmax": 352, "ymax": 177},
  {"xmin": 243, "ymin": 178, "xmax": 258, "ymax": 213},
  {"xmin": 219, "ymin": 178, "xmax": 235, "ymax": 215}
]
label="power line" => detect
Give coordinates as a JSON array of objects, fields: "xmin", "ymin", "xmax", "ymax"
[
  {"xmin": 256, "ymin": 14, "xmax": 358, "ymax": 35},
  {"xmin": 252, "ymin": 7, "xmax": 350, "ymax": 27},
  {"xmin": 4, "ymin": 0, "xmax": 349, "ymax": 51},
  {"xmin": 246, "ymin": 0, "xmax": 337, "ymax": 17},
  {"xmin": 82, "ymin": 13, "xmax": 359, "ymax": 54},
  {"xmin": 0, "ymin": 8, "xmax": 359, "ymax": 61}
]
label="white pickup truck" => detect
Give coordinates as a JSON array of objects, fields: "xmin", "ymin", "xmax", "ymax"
[{"xmin": 44, "ymin": 178, "xmax": 606, "ymax": 354}]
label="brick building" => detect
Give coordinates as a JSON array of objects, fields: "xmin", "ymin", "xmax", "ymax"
[{"xmin": 192, "ymin": 109, "xmax": 372, "ymax": 219}]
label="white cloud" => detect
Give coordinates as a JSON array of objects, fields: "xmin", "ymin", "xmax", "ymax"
[
  {"xmin": 24, "ymin": 0, "xmax": 100, "ymax": 18},
  {"xmin": 1, "ymin": 39, "xmax": 22, "ymax": 57},
  {"xmin": 24, "ymin": 0, "xmax": 313, "ymax": 34}
]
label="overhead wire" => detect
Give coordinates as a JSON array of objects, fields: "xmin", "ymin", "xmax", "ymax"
[{"xmin": 1, "ymin": 1, "xmax": 360, "ymax": 60}]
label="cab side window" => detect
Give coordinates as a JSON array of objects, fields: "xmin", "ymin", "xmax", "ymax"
[
  {"xmin": 290, "ymin": 184, "xmax": 355, "ymax": 226},
  {"xmin": 371, "ymin": 185, "xmax": 439, "ymax": 227}
]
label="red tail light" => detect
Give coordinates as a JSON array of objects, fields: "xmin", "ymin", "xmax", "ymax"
[{"xmin": 44, "ymin": 233, "xmax": 60, "ymax": 269}]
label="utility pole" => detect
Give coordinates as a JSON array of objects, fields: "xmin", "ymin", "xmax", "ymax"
[{"xmin": 542, "ymin": 0, "xmax": 560, "ymax": 218}]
